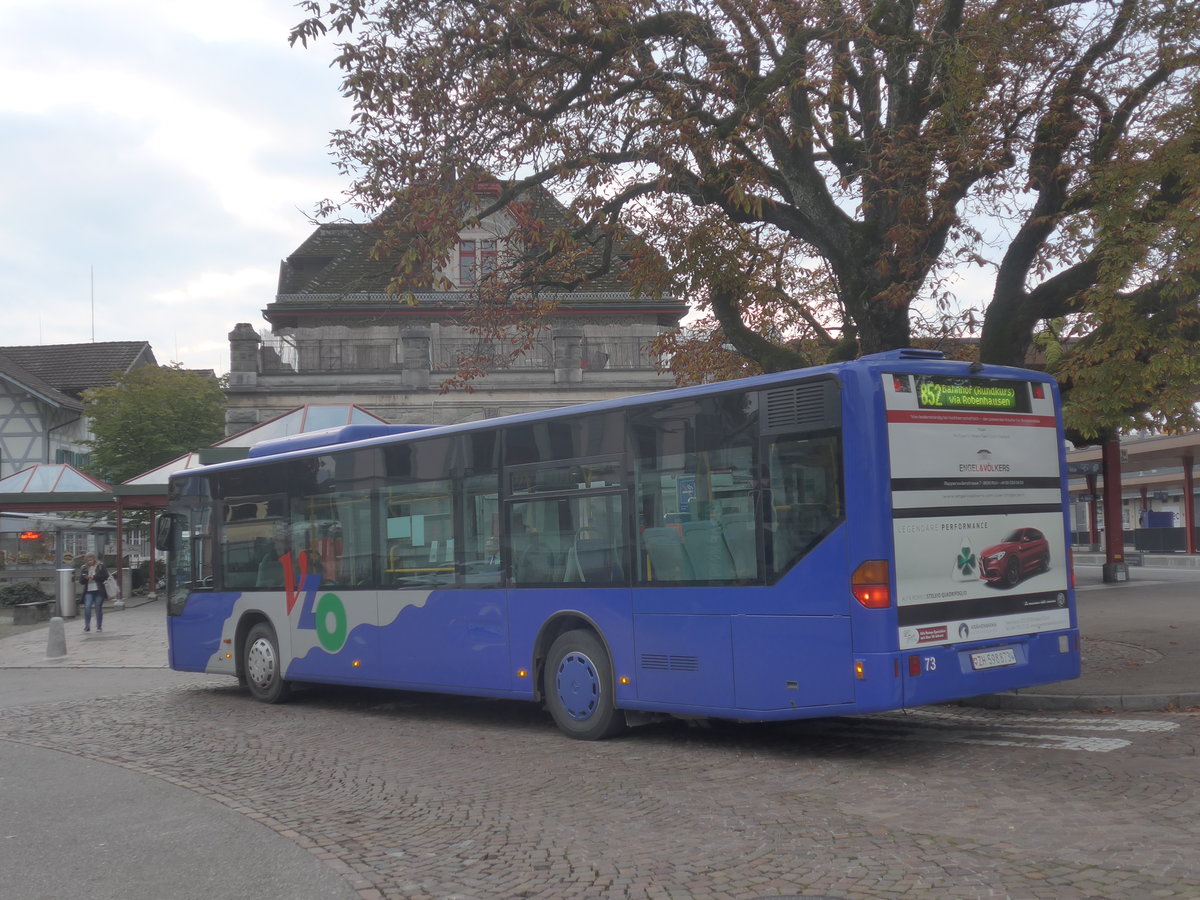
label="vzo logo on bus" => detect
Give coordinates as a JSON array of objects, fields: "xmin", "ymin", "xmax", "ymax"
[{"xmin": 285, "ymin": 564, "xmax": 349, "ymax": 654}]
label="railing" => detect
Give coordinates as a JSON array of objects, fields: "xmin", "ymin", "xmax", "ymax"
[
  {"xmin": 261, "ymin": 334, "xmax": 663, "ymax": 374},
  {"xmin": 432, "ymin": 338, "xmax": 552, "ymax": 372},
  {"xmin": 580, "ymin": 336, "xmax": 660, "ymax": 370},
  {"xmin": 263, "ymin": 339, "xmax": 401, "ymax": 374}
]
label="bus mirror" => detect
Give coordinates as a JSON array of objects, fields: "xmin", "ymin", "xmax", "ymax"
[{"xmin": 155, "ymin": 514, "xmax": 177, "ymax": 551}]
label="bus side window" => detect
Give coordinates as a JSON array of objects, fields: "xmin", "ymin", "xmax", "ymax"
[{"xmin": 768, "ymin": 434, "xmax": 843, "ymax": 576}]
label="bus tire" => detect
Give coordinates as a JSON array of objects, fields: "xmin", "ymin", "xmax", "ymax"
[
  {"xmin": 243, "ymin": 622, "xmax": 292, "ymax": 704},
  {"xmin": 545, "ymin": 629, "xmax": 626, "ymax": 741}
]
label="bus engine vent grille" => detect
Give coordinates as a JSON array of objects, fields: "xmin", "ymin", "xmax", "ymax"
[
  {"xmin": 762, "ymin": 380, "xmax": 839, "ymax": 433},
  {"xmin": 641, "ymin": 654, "xmax": 700, "ymax": 672}
]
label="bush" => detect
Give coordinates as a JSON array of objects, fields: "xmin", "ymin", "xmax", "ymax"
[{"xmin": 0, "ymin": 582, "xmax": 52, "ymax": 608}]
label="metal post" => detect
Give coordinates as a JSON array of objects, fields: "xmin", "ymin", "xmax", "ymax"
[
  {"xmin": 1101, "ymin": 435, "xmax": 1128, "ymax": 582},
  {"xmin": 1184, "ymin": 455, "xmax": 1196, "ymax": 555},
  {"xmin": 1086, "ymin": 473, "xmax": 1099, "ymax": 549},
  {"xmin": 113, "ymin": 498, "xmax": 126, "ymax": 609},
  {"xmin": 148, "ymin": 509, "xmax": 158, "ymax": 599}
]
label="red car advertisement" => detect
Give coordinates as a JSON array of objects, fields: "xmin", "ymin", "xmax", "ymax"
[{"xmin": 978, "ymin": 527, "xmax": 1051, "ymax": 587}]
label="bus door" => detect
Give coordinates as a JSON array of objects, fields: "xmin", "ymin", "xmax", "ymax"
[{"xmin": 506, "ymin": 462, "xmax": 634, "ymax": 693}]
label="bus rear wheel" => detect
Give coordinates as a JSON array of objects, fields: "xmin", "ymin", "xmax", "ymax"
[
  {"xmin": 243, "ymin": 622, "xmax": 292, "ymax": 704},
  {"xmin": 545, "ymin": 629, "xmax": 625, "ymax": 741}
]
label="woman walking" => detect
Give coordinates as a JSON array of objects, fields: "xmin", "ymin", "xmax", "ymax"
[{"xmin": 78, "ymin": 552, "xmax": 110, "ymax": 632}]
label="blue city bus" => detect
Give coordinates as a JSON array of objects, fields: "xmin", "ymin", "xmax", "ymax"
[{"xmin": 158, "ymin": 349, "xmax": 1080, "ymax": 739}]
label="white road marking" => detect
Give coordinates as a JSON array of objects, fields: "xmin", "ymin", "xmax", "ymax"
[
  {"xmin": 876, "ymin": 709, "xmax": 1180, "ymax": 733},
  {"xmin": 806, "ymin": 708, "xmax": 1180, "ymax": 752}
]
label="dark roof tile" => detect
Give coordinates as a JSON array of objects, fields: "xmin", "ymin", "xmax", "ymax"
[
  {"xmin": 272, "ymin": 183, "xmax": 669, "ymax": 303},
  {"xmin": 0, "ymin": 342, "xmax": 157, "ymax": 398},
  {"xmin": 0, "ymin": 351, "xmax": 83, "ymax": 411}
]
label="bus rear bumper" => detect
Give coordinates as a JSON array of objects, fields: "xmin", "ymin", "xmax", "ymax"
[{"xmin": 898, "ymin": 629, "xmax": 1081, "ymax": 709}]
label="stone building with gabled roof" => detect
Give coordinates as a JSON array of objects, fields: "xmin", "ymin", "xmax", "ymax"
[
  {"xmin": 224, "ymin": 183, "xmax": 687, "ymax": 435},
  {"xmin": 0, "ymin": 341, "xmax": 157, "ymax": 478}
]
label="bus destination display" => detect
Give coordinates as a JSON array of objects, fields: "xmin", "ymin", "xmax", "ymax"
[{"xmin": 915, "ymin": 377, "xmax": 1027, "ymax": 412}]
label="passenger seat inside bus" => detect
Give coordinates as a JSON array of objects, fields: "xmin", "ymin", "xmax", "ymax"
[
  {"xmin": 719, "ymin": 514, "xmax": 757, "ymax": 580},
  {"xmin": 514, "ymin": 537, "xmax": 562, "ymax": 584},
  {"xmin": 681, "ymin": 520, "xmax": 736, "ymax": 580},
  {"xmin": 642, "ymin": 527, "xmax": 694, "ymax": 580},
  {"xmin": 256, "ymin": 553, "xmax": 284, "ymax": 588},
  {"xmin": 564, "ymin": 531, "xmax": 623, "ymax": 583}
]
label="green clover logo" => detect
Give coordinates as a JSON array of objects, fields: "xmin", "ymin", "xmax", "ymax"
[{"xmin": 956, "ymin": 547, "xmax": 976, "ymax": 576}]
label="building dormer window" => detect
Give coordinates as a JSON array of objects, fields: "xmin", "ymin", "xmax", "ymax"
[
  {"xmin": 459, "ymin": 240, "xmax": 476, "ymax": 284},
  {"xmin": 458, "ymin": 239, "xmax": 498, "ymax": 285},
  {"xmin": 480, "ymin": 240, "xmax": 497, "ymax": 277}
]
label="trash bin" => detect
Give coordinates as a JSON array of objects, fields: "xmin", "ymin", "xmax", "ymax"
[{"xmin": 57, "ymin": 567, "xmax": 77, "ymax": 617}]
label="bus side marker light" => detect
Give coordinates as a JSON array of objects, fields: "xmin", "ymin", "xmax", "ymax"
[
  {"xmin": 352, "ymin": 660, "xmax": 361, "ymax": 668},
  {"xmin": 619, "ymin": 676, "xmax": 631, "ymax": 686},
  {"xmin": 854, "ymin": 660, "xmax": 865, "ymax": 680},
  {"xmin": 225, "ymin": 653, "xmax": 233, "ymax": 660},
  {"xmin": 908, "ymin": 655, "xmax": 921, "ymax": 677},
  {"xmin": 851, "ymin": 560, "xmax": 891, "ymax": 608},
  {"xmin": 517, "ymin": 669, "xmax": 528, "ymax": 679}
]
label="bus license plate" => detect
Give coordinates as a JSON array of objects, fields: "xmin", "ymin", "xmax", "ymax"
[{"xmin": 970, "ymin": 648, "xmax": 1017, "ymax": 670}]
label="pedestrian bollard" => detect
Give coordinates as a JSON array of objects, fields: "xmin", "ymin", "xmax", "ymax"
[{"xmin": 46, "ymin": 617, "xmax": 67, "ymax": 660}]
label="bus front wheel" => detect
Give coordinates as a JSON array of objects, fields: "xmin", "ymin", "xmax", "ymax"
[
  {"xmin": 544, "ymin": 629, "xmax": 626, "ymax": 741},
  {"xmin": 243, "ymin": 622, "xmax": 292, "ymax": 704}
]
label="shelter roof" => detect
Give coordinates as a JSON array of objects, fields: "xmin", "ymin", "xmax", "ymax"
[
  {"xmin": 0, "ymin": 464, "xmax": 111, "ymax": 494},
  {"xmin": 0, "ymin": 464, "xmax": 114, "ymax": 511},
  {"xmin": 1067, "ymin": 432, "xmax": 1200, "ymax": 495},
  {"xmin": 121, "ymin": 404, "xmax": 391, "ymax": 490}
]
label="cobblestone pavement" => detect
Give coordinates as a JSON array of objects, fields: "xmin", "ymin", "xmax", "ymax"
[{"xmin": 2, "ymin": 681, "xmax": 1197, "ymax": 900}]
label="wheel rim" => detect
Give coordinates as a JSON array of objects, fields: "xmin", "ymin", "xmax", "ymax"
[
  {"xmin": 555, "ymin": 650, "xmax": 600, "ymax": 722},
  {"xmin": 246, "ymin": 636, "xmax": 277, "ymax": 691}
]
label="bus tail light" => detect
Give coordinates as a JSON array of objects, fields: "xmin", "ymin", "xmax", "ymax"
[
  {"xmin": 851, "ymin": 560, "xmax": 891, "ymax": 608},
  {"xmin": 908, "ymin": 654, "xmax": 921, "ymax": 676}
]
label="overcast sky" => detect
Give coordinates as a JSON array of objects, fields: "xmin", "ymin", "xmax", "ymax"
[{"xmin": 1, "ymin": 0, "xmax": 353, "ymax": 375}]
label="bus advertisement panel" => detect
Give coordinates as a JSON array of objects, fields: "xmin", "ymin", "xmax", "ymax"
[{"xmin": 884, "ymin": 373, "xmax": 1072, "ymax": 651}]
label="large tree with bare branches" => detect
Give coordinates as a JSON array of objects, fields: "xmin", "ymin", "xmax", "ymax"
[{"xmin": 292, "ymin": 0, "xmax": 1199, "ymax": 437}]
